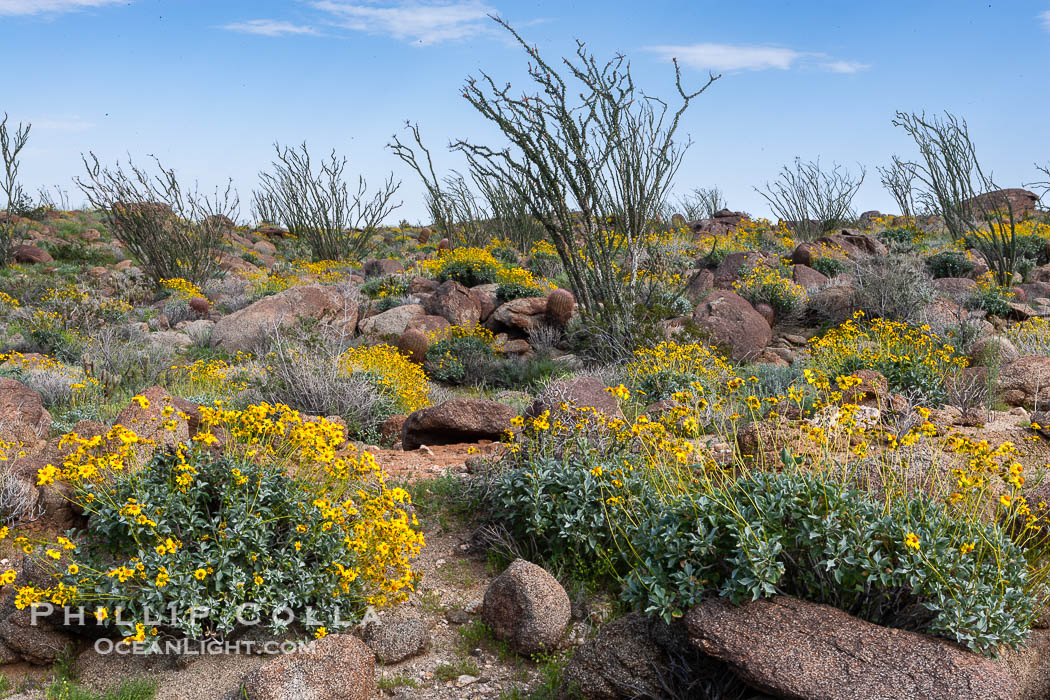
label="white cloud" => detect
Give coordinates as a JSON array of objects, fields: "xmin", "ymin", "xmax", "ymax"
[
  {"xmin": 820, "ymin": 59, "xmax": 870, "ymax": 74},
  {"xmin": 310, "ymin": 0, "xmax": 496, "ymax": 44},
  {"xmin": 221, "ymin": 19, "xmax": 320, "ymax": 37},
  {"xmin": 1040, "ymin": 10, "xmax": 1050, "ymax": 32},
  {"xmin": 649, "ymin": 43, "xmax": 803, "ymax": 72},
  {"xmin": 648, "ymin": 43, "xmax": 867, "ymax": 74},
  {"xmin": 0, "ymin": 0, "xmax": 124, "ymax": 16}
]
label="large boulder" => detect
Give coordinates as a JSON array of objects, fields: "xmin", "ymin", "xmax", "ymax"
[
  {"xmin": 689, "ymin": 209, "xmax": 748, "ymax": 237},
  {"xmin": 401, "ymin": 398, "xmax": 516, "ymax": 451},
  {"xmin": 527, "ymin": 376, "xmax": 623, "ymax": 420},
  {"xmin": 357, "ymin": 303, "xmax": 425, "ymax": 339},
  {"xmin": 713, "ymin": 251, "xmax": 777, "ymax": 289},
  {"xmin": 423, "ymin": 280, "xmax": 481, "ymax": 327},
  {"xmin": 963, "ymin": 188, "xmax": 1040, "ymax": 220},
  {"xmin": 685, "ymin": 596, "xmax": 1017, "ymax": 700},
  {"xmin": 487, "ymin": 296, "xmax": 549, "ymax": 334},
  {"xmin": 0, "ymin": 378, "xmax": 51, "ymax": 444},
  {"xmin": 793, "ymin": 231, "xmax": 887, "ymax": 265},
  {"xmin": 998, "ymin": 356, "xmax": 1050, "ymax": 409},
  {"xmin": 210, "ymin": 285, "xmax": 357, "ymax": 352},
  {"xmin": 12, "ymin": 245, "xmax": 53, "ymax": 264},
  {"xmin": 482, "ymin": 559, "xmax": 570, "ymax": 655},
  {"xmin": 692, "ymin": 290, "xmax": 772, "ymax": 361},
  {"xmin": 792, "ymin": 264, "xmax": 830, "ymax": 290},
  {"xmin": 242, "ymin": 633, "xmax": 375, "ymax": 700},
  {"xmin": 558, "ymin": 613, "xmax": 755, "ymax": 700}
]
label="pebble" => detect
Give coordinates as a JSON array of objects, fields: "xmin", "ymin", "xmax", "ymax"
[
  {"xmin": 456, "ymin": 675, "xmax": 479, "ymax": 688},
  {"xmin": 464, "ymin": 599, "xmax": 482, "ymax": 614}
]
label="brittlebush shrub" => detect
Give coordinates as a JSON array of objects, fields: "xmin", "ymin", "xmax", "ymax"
[
  {"xmin": 18, "ymin": 402, "xmax": 423, "ymax": 641},
  {"xmin": 423, "ymin": 325, "xmax": 502, "ymax": 385},
  {"xmin": 732, "ymin": 265, "xmax": 808, "ymax": 318},
  {"xmin": 486, "ymin": 401, "xmax": 1042, "ymax": 655},
  {"xmin": 623, "ymin": 471, "xmax": 1034, "ymax": 654},
  {"xmin": 623, "ymin": 340, "xmax": 735, "ymax": 402},
  {"xmin": 805, "ymin": 312, "xmax": 968, "ymax": 404}
]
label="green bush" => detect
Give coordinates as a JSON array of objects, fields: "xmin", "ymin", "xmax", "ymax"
[
  {"xmin": 966, "ymin": 285, "xmax": 1013, "ymax": 318},
  {"xmin": 487, "ymin": 453, "xmax": 1035, "ymax": 655},
  {"xmin": 622, "ymin": 471, "xmax": 1033, "ymax": 655},
  {"xmin": 496, "ymin": 281, "xmax": 544, "ymax": 303},
  {"xmin": 925, "ymin": 251, "xmax": 974, "ymax": 279},
  {"xmin": 424, "ymin": 335, "xmax": 499, "ymax": 385},
  {"xmin": 360, "ymin": 275, "xmax": 409, "ymax": 300},
  {"xmin": 810, "ymin": 256, "xmax": 849, "ymax": 278},
  {"xmin": 59, "ymin": 449, "xmax": 371, "ymax": 637}
]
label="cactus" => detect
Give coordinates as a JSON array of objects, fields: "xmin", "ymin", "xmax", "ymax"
[
  {"xmin": 397, "ymin": 328, "xmax": 429, "ymax": 364},
  {"xmin": 418, "ymin": 227, "xmax": 432, "ymax": 244},
  {"xmin": 546, "ymin": 288, "xmax": 576, "ymax": 327}
]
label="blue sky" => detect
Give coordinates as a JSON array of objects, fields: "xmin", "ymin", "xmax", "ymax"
[{"xmin": 2, "ymin": 0, "xmax": 1048, "ymax": 222}]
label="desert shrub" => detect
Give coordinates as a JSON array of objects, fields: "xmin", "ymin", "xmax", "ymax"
[
  {"xmin": 755, "ymin": 158, "xmax": 865, "ymax": 241},
  {"xmin": 623, "ymin": 340, "xmax": 735, "ymax": 403},
  {"xmin": 622, "ymin": 470, "xmax": 1033, "ymax": 654},
  {"xmin": 805, "ymin": 312, "xmax": 968, "ymax": 404},
  {"xmin": 454, "ymin": 19, "xmax": 719, "ymax": 351},
  {"xmin": 424, "ymin": 325, "xmax": 501, "ymax": 385},
  {"xmin": 360, "ymin": 274, "xmax": 409, "ymax": 300},
  {"xmin": 76, "ymin": 154, "xmax": 236, "ymax": 286},
  {"xmin": 339, "ymin": 344, "xmax": 431, "ymax": 414},
  {"xmin": 259, "ymin": 340, "xmax": 394, "ymax": 439},
  {"xmin": 810, "ymin": 255, "xmax": 849, "ymax": 278},
  {"xmin": 495, "ymin": 282, "xmax": 543, "ymax": 303},
  {"xmin": 1007, "ymin": 317, "xmax": 1050, "ymax": 356},
  {"xmin": 851, "ymin": 254, "xmax": 934, "ymax": 322},
  {"xmin": 894, "ymin": 111, "xmax": 1024, "ymax": 286},
  {"xmin": 81, "ymin": 325, "xmax": 176, "ymax": 395},
  {"xmin": 41, "ymin": 240, "xmax": 117, "ymax": 267},
  {"xmin": 925, "ymin": 250, "xmax": 974, "ymax": 279},
  {"xmin": 1, "ymin": 113, "xmax": 31, "ymax": 266},
  {"xmin": 252, "ymin": 142, "xmax": 401, "ymax": 262},
  {"xmin": 526, "ymin": 240, "xmax": 562, "ymax": 278},
  {"xmin": 878, "ymin": 226, "xmax": 921, "ymax": 250},
  {"xmin": 260, "ymin": 335, "xmax": 429, "ymax": 439},
  {"xmin": 21, "ymin": 403, "xmax": 423, "ymax": 639},
  {"xmin": 965, "ymin": 273, "xmax": 1013, "ymax": 318},
  {"xmin": 732, "ymin": 265, "xmax": 808, "ymax": 318},
  {"xmin": 0, "ymin": 467, "xmax": 41, "ymax": 525},
  {"xmin": 422, "ymin": 245, "xmax": 544, "ymax": 291}
]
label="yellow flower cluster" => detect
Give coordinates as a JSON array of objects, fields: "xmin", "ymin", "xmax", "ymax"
[
  {"xmin": 624, "ymin": 340, "xmax": 735, "ymax": 397},
  {"xmin": 732, "ymin": 265, "xmax": 809, "ymax": 310},
  {"xmin": 160, "ymin": 278, "xmax": 205, "ymax": 300},
  {"xmin": 807, "ymin": 312, "xmax": 968, "ymax": 378},
  {"xmin": 426, "ymin": 323, "xmax": 501, "ymax": 350},
  {"xmin": 420, "ymin": 245, "xmax": 550, "ymax": 292},
  {"xmin": 339, "ymin": 344, "xmax": 432, "ymax": 414},
  {"xmin": 0, "ymin": 291, "xmax": 19, "ymax": 308},
  {"xmin": 22, "ymin": 402, "xmax": 423, "ymax": 617}
]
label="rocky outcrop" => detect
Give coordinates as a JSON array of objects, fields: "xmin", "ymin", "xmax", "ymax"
[
  {"xmin": 692, "ymin": 290, "xmax": 771, "ymax": 361},
  {"xmin": 401, "ymin": 398, "xmax": 516, "ymax": 450},
  {"xmin": 685, "ymin": 596, "xmax": 1018, "ymax": 700},
  {"xmin": 210, "ymin": 285, "xmax": 357, "ymax": 352},
  {"xmin": 998, "ymin": 356, "xmax": 1050, "ymax": 409},
  {"xmin": 423, "ymin": 280, "xmax": 481, "ymax": 327}
]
